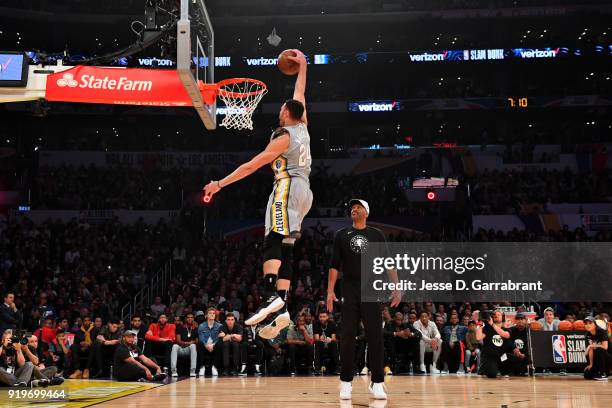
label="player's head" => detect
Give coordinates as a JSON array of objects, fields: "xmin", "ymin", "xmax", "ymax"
[
  {"xmin": 349, "ymin": 199, "xmax": 369, "ymax": 222},
  {"xmin": 279, "ymin": 99, "xmax": 304, "ymax": 125}
]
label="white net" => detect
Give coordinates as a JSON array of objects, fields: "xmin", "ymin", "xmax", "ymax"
[{"xmin": 217, "ymin": 79, "xmax": 268, "ymax": 131}]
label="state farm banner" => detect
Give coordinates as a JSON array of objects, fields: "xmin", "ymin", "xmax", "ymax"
[{"xmin": 45, "ymin": 66, "xmax": 193, "ymax": 107}]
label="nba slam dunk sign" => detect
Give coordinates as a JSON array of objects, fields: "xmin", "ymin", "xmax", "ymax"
[{"xmin": 530, "ymin": 332, "xmax": 588, "ymax": 368}]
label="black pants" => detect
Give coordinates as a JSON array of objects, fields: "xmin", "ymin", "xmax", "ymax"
[
  {"xmin": 198, "ymin": 342, "xmax": 222, "ymax": 369},
  {"xmin": 146, "ymin": 341, "xmax": 173, "ymax": 368},
  {"xmin": 385, "ymin": 335, "xmax": 419, "ymax": 370},
  {"xmin": 314, "ymin": 341, "xmax": 339, "ymax": 371},
  {"xmin": 480, "ymin": 353, "xmax": 510, "ymax": 378},
  {"xmin": 116, "ymin": 363, "xmax": 146, "ymax": 382},
  {"xmin": 70, "ymin": 344, "xmax": 90, "ymax": 371},
  {"xmin": 504, "ymin": 353, "xmax": 528, "ymax": 376},
  {"xmin": 245, "ymin": 340, "xmax": 264, "ymax": 366},
  {"xmin": 92, "ymin": 343, "xmax": 118, "ymax": 375},
  {"xmin": 585, "ymin": 348, "xmax": 612, "ymax": 378},
  {"xmin": 222, "ymin": 341, "xmax": 242, "ymax": 371},
  {"xmin": 440, "ymin": 341, "xmax": 462, "ymax": 373},
  {"xmin": 288, "ymin": 343, "xmax": 314, "ymax": 371},
  {"xmin": 339, "ymin": 295, "xmax": 385, "ymax": 383},
  {"xmin": 355, "ymin": 339, "xmax": 366, "ymax": 371}
]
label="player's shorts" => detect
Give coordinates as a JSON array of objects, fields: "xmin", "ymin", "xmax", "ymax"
[{"xmin": 265, "ymin": 176, "xmax": 313, "ymax": 237}]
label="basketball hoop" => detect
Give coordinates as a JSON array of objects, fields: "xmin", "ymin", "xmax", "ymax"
[{"xmin": 199, "ymin": 78, "xmax": 267, "ymax": 131}]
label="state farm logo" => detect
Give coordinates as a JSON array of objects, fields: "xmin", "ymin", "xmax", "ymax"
[
  {"xmin": 56, "ymin": 73, "xmax": 78, "ymax": 88},
  {"xmin": 55, "ymin": 72, "xmax": 153, "ymax": 92}
]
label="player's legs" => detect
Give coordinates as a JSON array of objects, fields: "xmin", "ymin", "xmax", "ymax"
[{"xmin": 255, "ymin": 180, "xmax": 312, "ymax": 337}]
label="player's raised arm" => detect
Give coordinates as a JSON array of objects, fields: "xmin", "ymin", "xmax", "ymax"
[
  {"xmin": 286, "ymin": 49, "xmax": 308, "ymax": 125},
  {"xmin": 202, "ymin": 133, "xmax": 290, "ymax": 200}
]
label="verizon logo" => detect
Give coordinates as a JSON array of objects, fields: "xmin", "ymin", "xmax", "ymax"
[
  {"xmin": 245, "ymin": 57, "xmax": 278, "ymax": 66},
  {"xmin": 519, "ymin": 49, "xmax": 558, "ymax": 58},
  {"xmin": 409, "ymin": 52, "xmax": 447, "ymax": 62},
  {"xmin": 56, "ymin": 73, "xmax": 153, "ymax": 91},
  {"xmin": 357, "ymin": 102, "xmax": 396, "ymax": 112}
]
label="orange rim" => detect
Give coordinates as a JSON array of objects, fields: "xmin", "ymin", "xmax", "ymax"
[{"xmin": 216, "ymin": 78, "xmax": 267, "ymax": 98}]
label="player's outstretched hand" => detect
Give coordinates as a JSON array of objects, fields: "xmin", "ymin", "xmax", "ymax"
[
  {"xmin": 286, "ymin": 49, "xmax": 307, "ymax": 66},
  {"xmin": 326, "ymin": 291, "xmax": 338, "ymax": 313},
  {"xmin": 203, "ymin": 180, "xmax": 221, "ymax": 201}
]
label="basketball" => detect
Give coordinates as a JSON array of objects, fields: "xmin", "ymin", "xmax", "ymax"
[
  {"xmin": 529, "ymin": 321, "xmax": 543, "ymax": 331},
  {"xmin": 278, "ymin": 49, "xmax": 300, "ymax": 75},
  {"xmin": 572, "ymin": 320, "xmax": 586, "ymax": 331},
  {"xmin": 558, "ymin": 320, "xmax": 572, "ymax": 330}
]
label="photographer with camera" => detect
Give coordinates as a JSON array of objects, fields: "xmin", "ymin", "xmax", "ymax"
[
  {"xmin": 0, "ymin": 329, "xmax": 40, "ymax": 387},
  {"xmin": 476, "ymin": 310, "xmax": 511, "ymax": 378}
]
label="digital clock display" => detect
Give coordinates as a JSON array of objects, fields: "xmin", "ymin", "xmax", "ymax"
[{"xmin": 508, "ymin": 97, "xmax": 529, "ymax": 108}]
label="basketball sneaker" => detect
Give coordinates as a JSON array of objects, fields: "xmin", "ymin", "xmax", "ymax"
[
  {"xmin": 245, "ymin": 294, "xmax": 285, "ymax": 326},
  {"xmin": 368, "ymin": 382, "xmax": 387, "ymax": 400},
  {"xmin": 339, "ymin": 381, "xmax": 352, "ymax": 400},
  {"xmin": 257, "ymin": 309, "xmax": 291, "ymax": 339}
]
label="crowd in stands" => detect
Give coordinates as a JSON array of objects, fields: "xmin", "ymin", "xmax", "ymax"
[
  {"xmin": 2, "ymin": 222, "xmax": 611, "ymax": 384},
  {"xmin": 468, "ymin": 168, "xmax": 612, "ymax": 215},
  {"xmin": 31, "ymin": 163, "xmax": 612, "ymax": 219}
]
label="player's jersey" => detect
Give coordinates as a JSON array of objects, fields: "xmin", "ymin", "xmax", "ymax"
[{"xmin": 270, "ymin": 122, "xmax": 311, "ymax": 183}]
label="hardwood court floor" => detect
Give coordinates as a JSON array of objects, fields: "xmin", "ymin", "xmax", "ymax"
[{"xmin": 96, "ymin": 375, "xmax": 612, "ymax": 408}]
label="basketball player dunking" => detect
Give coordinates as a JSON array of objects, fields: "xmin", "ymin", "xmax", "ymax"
[{"xmin": 203, "ymin": 49, "xmax": 312, "ymax": 339}]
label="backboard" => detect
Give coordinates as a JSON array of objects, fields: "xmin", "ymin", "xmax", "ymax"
[{"xmin": 177, "ymin": 0, "xmax": 216, "ymax": 129}]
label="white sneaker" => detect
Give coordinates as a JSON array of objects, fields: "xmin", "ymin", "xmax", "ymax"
[
  {"xmin": 368, "ymin": 382, "xmax": 387, "ymax": 400},
  {"xmin": 190, "ymin": 369, "xmax": 196, "ymax": 377},
  {"xmin": 245, "ymin": 295, "xmax": 286, "ymax": 326},
  {"xmin": 171, "ymin": 370, "xmax": 178, "ymax": 378},
  {"xmin": 419, "ymin": 363, "xmax": 427, "ymax": 372},
  {"xmin": 360, "ymin": 366, "xmax": 369, "ymax": 375},
  {"xmin": 430, "ymin": 365, "xmax": 440, "ymax": 374},
  {"xmin": 340, "ymin": 381, "xmax": 352, "ymax": 400},
  {"xmin": 211, "ymin": 366, "xmax": 218, "ymax": 376},
  {"xmin": 198, "ymin": 366, "xmax": 205, "ymax": 376},
  {"xmin": 257, "ymin": 311, "xmax": 291, "ymax": 340}
]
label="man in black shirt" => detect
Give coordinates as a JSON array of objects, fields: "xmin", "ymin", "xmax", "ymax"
[
  {"xmin": 114, "ymin": 330, "xmax": 165, "ymax": 382},
  {"xmin": 584, "ymin": 316, "xmax": 611, "ymax": 381},
  {"xmin": 504, "ymin": 312, "xmax": 530, "ymax": 376},
  {"xmin": 476, "ymin": 310, "xmax": 511, "ymax": 378},
  {"xmin": 171, "ymin": 312, "xmax": 198, "ymax": 377},
  {"xmin": 219, "ymin": 314, "xmax": 244, "ymax": 376},
  {"xmin": 0, "ymin": 293, "xmax": 19, "ymax": 334},
  {"xmin": 384, "ymin": 312, "xmax": 421, "ymax": 374},
  {"xmin": 313, "ymin": 310, "xmax": 340, "ymax": 375},
  {"xmin": 128, "ymin": 315, "xmax": 147, "ymax": 350},
  {"xmin": 328, "ymin": 199, "xmax": 400, "ymax": 400}
]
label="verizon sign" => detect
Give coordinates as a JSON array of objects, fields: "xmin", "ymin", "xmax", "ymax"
[{"xmin": 46, "ymin": 66, "xmax": 193, "ymax": 107}]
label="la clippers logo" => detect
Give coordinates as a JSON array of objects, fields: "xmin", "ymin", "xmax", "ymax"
[
  {"xmin": 552, "ymin": 335, "xmax": 567, "ymax": 364},
  {"xmin": 56, "ymin": 73, "xmax": 78, "ymax": 87}
]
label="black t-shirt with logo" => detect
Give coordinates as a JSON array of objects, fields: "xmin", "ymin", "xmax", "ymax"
[
  {"xmin": 221, "ymin": 323, "xmax": 244, "ymax": 337},
  {"xmin": 587, "ymin": 327, "xmax": 609, "ymax": 345},
  {"xmin": 330, "ymin": 226, "xmax": 389, "ymax": 282},
  {"xmin": 176, "ymin": 325, "xmax": 198, "ymax": 343},
  {"xmin": 114, "ymin": 343, "xmax": 142, "ymax": 368},
  {"xmin": 313, "ymin": 321, "xmax": 338, "ymax": 339},
  {"xmin": 507, "ymin": 326, "xmax": 529, "ymax": 354},
  {"xmin": 481, "ymin": 323, "xmax": 507, "ymax": 357}
]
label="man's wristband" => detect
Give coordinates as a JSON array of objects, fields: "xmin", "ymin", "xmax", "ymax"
[{"xmin": 217, "ymin": 180, "xmax": 223, "ymax": 189}]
